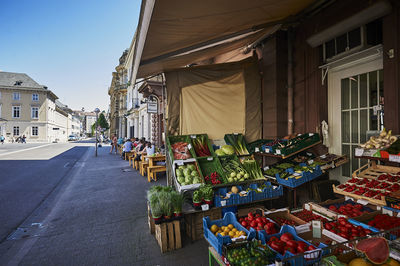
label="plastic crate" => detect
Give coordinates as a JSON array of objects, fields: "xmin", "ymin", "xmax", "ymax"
[
  {"xmin": 247, "ymin": 139, "xmax": 272, "ymax": 154},
  {"xmin": 348, "ymin": 217, "xmax": 396, "ymax": 240},
  {"xmin": 258, "ymin": 225, "xmax": 326, "ymax": 265},
  {"xmin": 271, "ymin": 184, "xmax": 283, "ymax": 198},
  {"xmin": 224, "ymin": 133, "xmax": 250, "ymax": 156},
  {"xmin": 188, "ymin": 134, "xmax": 216, "ymax": 158},
  {"xmin": 275, "ymin": 134, "xmax": 320, "ymax": 157},
  {"xmin": 166, "ymin": 135, "xmax": 196, "ymax": 162},
  {"xmin": 214, "ymin": 187, "xmax": 238, "ymax": 207},
  {"xmin": 197, "ymin": 157, "xmax": 227, "ymax": 184},
  {"xmin": 203, "ymin": 212, "xmax": 256, "ymax": 255},
  {"xmin": 172, "ymin": 158, "xmax": 204, "ymax": 192},
  {"xmin": 275, "ymin": 170, "xmax": 308, "ymax": 188}
]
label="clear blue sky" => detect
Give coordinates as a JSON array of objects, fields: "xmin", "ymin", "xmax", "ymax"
[{"xmin": 0, "ymin": 0, "xmax": 141, "ymax": 112}]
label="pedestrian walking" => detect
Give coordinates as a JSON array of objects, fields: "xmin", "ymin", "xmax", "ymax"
[
  {"xmin": 22, "ymin": 135, "xmax": 26, "ymax": 143},
  {"xmin": 110, "ymin": 134, "xmax": 118, "ymax": 154},
  {"xmin": 0, "ymin": 135, "xmax": 4, "ymax": 144}
]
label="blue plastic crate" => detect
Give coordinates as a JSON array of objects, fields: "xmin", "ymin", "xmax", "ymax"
[
  {"xmin": 270, "ymin": 184, "xmax": 283, "ymax": 198},
  {"xmin": 214, "ymin": 187, "xmax": 237, "ymax": 207},
  {"xmin": 203, "ymin": 212, "xmax": 256, "ymax": 255},
  {"xmin": 258, "ymin": 225, "xmax": 325, "ymax": 265},
  {"xmin": 275, "ymin": 170, "xmax": 308, "ymax": 188},
  {"xmin": 348, "ymin": 218, "xmax": 395, "ymax": 240}
]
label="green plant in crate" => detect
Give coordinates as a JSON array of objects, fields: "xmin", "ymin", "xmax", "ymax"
[
  {"xmin": 192, "ymin": 190, "xmax": 203, "ymax": 207},
  {"xmin": 242, "ymin": 159, "xmax": 264, "ymax": 179},
  {"xmin": 225, "ymin": 134, "xmax": 249, "ymax": 155},
  {"xmin": 170, "ymin": 191, "xmax": 184, "ymax": 217},
  {"xmin": 158, "ymin": 191, "xmax": 173, "ymax": 219},
  {"xmin": 149, "ymin": 194, "xmax": 163, "ymax": 223}
]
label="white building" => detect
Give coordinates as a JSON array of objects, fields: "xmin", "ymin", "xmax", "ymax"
[{"xmin": 85, "ymin": 114, "xmax": 96, "ymax": 135}]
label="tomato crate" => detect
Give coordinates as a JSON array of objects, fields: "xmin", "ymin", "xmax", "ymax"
[
  {"xmin": 166, "ymin": 135, "xmax": 197, "ymax": 162},
  {"xmin": 258, "ymin": 225, "xmax": 326, "ymax": 265},
  {"xmin": 188, "ymin": 134, "xmax": 216, "ymax": 158},
  {"xmin": 265, "ymin": 209, "xmax": 307, "ymax": 228},
  {"xmin": 203, "ymin": 212, "xmax": 256, "ymax": 255},
  {"xmin": 348, "ymin": 212, "xmax": 400, "ymax": 240},
  {"xmin": 197, "ymin": 157, "xmax": 227, "ymax": 185},
  {"xmin": 318, "ymin": 198, "xmax": 380, "ymax": 221}
]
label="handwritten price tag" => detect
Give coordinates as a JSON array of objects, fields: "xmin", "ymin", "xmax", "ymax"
[
  {"xmin": 207, "ymin": 157, "xmax": 213, "ymax": 161},
  {"xmin": 190, "ymin": 135, "xmax": 197, "ymax": 138},
  {"xmin": 264, "ymin": 166, "xmax": 270, "ymax": 171},
  {"xmin": 201, "ymin": 204, "xmax": 209, "ymax": 211},
  {"xmin": 389, "ymin": 155, "xmax": 400, "ymax": 163},
  {"xmin": 276, "ymin": 150, "xmax": 281, "ymax": 155},
  {"xmin": 188, "ymin": 144, "xmax": 192, "ymax": 149},
  {"xmin": 221, "ymin": 200, "xmax": 226, "ymax": 206},
  {"xmin": 176, "ymin": 160, "xmax": 184, "ymax": 166},
  {"xmin": 355, "ymin": 148, "xmax": 364, "ymax": 157},
  {"xmin": 255, "ymin": 147, "xmax": 260, "ymax": 152}
]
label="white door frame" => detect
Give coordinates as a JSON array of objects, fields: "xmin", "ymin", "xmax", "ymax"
[{"xmin": 327, "ymin": 52, "xmax": 383, "ymax": 182}]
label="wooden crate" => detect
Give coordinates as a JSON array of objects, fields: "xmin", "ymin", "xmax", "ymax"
[
  {"xmin": 332, "ymin": 184, "xmax": 386, "ymax": 206},
  {"xmin": 147, "ymin": 203, "xmax": 155, "ymax": 234},
  {"xmin": 155, "ymin": 220, "xmax": 182, "ymax": 253},
  {"xmin": 352, "ymin": 161, "xmax": 400, "ymax": 179},
  {"xmin": 237, "ymin": 205, "xmax": 265, "ymax": 217},
  {"xmin": 184, "ymin": 208, "xmax": 221, "ymax": 241}
]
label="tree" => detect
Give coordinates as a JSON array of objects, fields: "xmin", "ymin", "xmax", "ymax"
[{"xmin": 98, "ymin": 113, "xmax": 109, "ymax": 130}]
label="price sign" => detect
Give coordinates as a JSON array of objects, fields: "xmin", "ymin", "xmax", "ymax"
[
  {"xmin": 309, "ymin": 133, "xmax": 314, "ymax": 137},
  {"xmin": 355, "ymin": 148, "xmax": 364, "ymax": 157},
  {"xmin": 188, "ymin": 144, "xmax": 192, "ymax": 149},
  {"xmin": 207, "ymin": 157, "xmax": 213, "ymax": 161},
  {"xmin": 233, "ymin": 133, "xmax": 238, "ymax": 135},
  {"xmin": 383, "ymin": 208, "xmax": 393, "ymax": 216},
  {"xmin": 356, "ymin": 199, "xmax": 369, "ymax": 205},
  {"xmin": 255, "ymin": 147, "xmax": 260, "ymax": 152},
  {"xmin": 345, "ymin": 196, "xmax": 354, "ymax": 201},
  {"xmin": 312, "ymin": 220, "xmax": 322, "ymax": 238},
  {"xmin": 264, "ymin": 166, "xmax": 270, "ymax": 171},
  {"xmin": 221, "ymin": 200, "xmax": 226, "ymax": 207},
  {"xmin": 389, "ymin": 155, "xmax": 400, "ymax": 163},
  {"xmin": 265, "ymin": 148, "xmax": 270, "ymax": 153},
  {"xmin": 190, "ymin": 135, "xmax": 197, "ymax": 139},
  {"xmin": 276, "ymin": 149, "xmax": 281, "ymax": 155},
  {"xmin": 304, "ymin": 203, "xmax": 311, "ymax": 211},
  {"xmin": 201, "ymin": 204, "xmax": 209, "ymax": 211},
  {"xmin": 320, "ymin": 154, "xmax": 327, "ymax": 159},
  {"xmin": 308, "ymin": 160, "xmax": 314, "ymax": 165},
  {"xmin": 176, "ymin": 160, "xmax": 184, "ymax": 166}
]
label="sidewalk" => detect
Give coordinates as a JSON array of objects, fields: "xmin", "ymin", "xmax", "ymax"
[{"xmin": 3, "ymin": 145, "xmax": 209, "ymax": 265}]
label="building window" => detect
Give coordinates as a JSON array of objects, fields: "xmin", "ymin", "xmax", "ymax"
[
  {"xmin": 12, "ymin": 106, "xmax": 20, "ymax": 118},
  {"xmin": 32, "ymin": 94, "xmax": 39, "ymax": 101},
  {"xmin": 32, "ymin": 126, "xmax": 38, "ymax": 136},
  {"xmin": 31, "ymin": 107, "xmax": 39, "ymax": 119},
  {"xmin": 13, "ymin": 126, "xmax": 19, "ymax": 136},
  {"xmin": 13, "ymin": 92, "xmax": 20, "ymax": 100}
]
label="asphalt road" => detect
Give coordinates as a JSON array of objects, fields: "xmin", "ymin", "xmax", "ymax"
[{"xmin": 0, "ymin": 140, "xmax": 93, "ymax": 244}]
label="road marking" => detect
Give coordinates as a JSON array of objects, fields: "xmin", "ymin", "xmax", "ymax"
[{"xmin": 0, "ymin": 144, "xmax": 52, "ymax": 157}]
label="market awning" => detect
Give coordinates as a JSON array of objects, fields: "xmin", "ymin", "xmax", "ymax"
[{"xmin": 132, "ymin": 0, "xmax": 317, "ymax": 79}]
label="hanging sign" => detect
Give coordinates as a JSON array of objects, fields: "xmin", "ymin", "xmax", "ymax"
[{"xmin": 147, "ymin": 95, "xmax": 158, "ymax": 114}]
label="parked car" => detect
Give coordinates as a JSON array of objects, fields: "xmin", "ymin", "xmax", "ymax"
[{"xmin": 68, "ymin": 135, "xmax": 78, "ymax": 141}]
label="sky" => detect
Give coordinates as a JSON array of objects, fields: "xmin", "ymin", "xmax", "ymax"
[{"xmin": 0, "ymin": 0, "xmax": 141, "ymax": 113}]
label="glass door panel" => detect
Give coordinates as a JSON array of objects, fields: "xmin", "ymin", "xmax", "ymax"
[{"xmin": 340, "ymin": 69, "xmax": 383, "ymax": 177}]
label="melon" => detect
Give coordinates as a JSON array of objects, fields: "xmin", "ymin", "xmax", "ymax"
[
  {"xmin": 349, "ymin": 258, "xmax": 372, "ymax": 266},
  {"xmin": 355, "ymin": 237, "xmax": 389, "ymax": 265}
]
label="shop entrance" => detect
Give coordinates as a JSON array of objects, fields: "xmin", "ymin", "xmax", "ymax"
[{"xmin": 328, "ymin": 53, "xmax": 382, "ymax": 182}]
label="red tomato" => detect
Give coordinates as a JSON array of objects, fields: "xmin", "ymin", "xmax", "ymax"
[
  {"xmin": 280, "ymin": 232, "xmax": 293, "ymax": 243},
  {"xmin": 241, "ymin": 221, "xmax": 248, "ymax": 227}
]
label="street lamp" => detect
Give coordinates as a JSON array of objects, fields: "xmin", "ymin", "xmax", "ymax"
[{"xmin": 94, "ymin": 108, "xmax": 100, "ymax": 157}]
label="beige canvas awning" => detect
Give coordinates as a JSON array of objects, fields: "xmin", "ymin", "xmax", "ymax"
[{"xmin": 133, "ymin": 0, "xmax": 317, "ymax": 79}]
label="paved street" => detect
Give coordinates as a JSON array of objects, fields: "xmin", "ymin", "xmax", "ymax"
[{"xmin": 0, "ymin": 140, "xmax": 208, "ymax": 266}]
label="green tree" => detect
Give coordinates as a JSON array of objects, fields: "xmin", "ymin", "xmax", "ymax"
[{"xmin": 98, "ymin": 113, "xmax": 109, "ymax": 130}]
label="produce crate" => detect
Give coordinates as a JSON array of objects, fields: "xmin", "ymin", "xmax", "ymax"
[
  {"xmin": 298, "ymin": 230, "xmax": 350, "ymax": 256},
  {"xmin": 224, "ymin": 133, "xmax": 251, "ymax": 156},
  {"xmin": 236, "ymin": 186, "xmax": 254, "ymax": 204},
  {"xmin": 172, "ymin": 158, "xmax": 204, "ymax": 192},
  {"xmin": 184, "ymin": 208, "xmax": 221, "ymax": 241},
  {"xmin": 222, "ymin": 240, "xmax": 276, "ymax": 266},
  {"xmin": 237, "ymin": 205, "xmax": 265, "ymax": 217},
  {"xmin": 386, "ymin": 192, "xmax": 400, "ymax": 210},
  {"xmin": 306, "ymin": 202, "xmax": 338, "ymax": 220},
  {"xmin": 166, "ymin": 135, "xmax": 196, "ymax": 162},
  {"xmin": 197, "ymin": 157, "xmax": 227, "ymax": 184},
  {"xmin": 348, "ymin": 212, "xmax": 398, "ymax": 240},
  {"xmin": 275, "ymin": 171, "xmax": 309, "ymax": 188},
  {"xmin": 258, "ymin": 225, "xmax": 325, "ymax": 265},
  {"xmin": 214, "ymin": 187, "xmax": 238, "ymax": 207},
  {"xmin": 332, "ymin": 184, "xmax": 386, "ymax": 206},
  {"xmin": 274, "ymin": 134, "xmax": 320, "ymax": 157},
  {"xmin": 352, "ymin": 160, "xmax": 400, "ymax": 179},
  {"xmin": 188, "ymin": 134, "xmax": 217, "ymax": 158},
  {"xmin": 155, "ymin": 220, "xmax": 182, "ymax": 253},
  {"xmin": 247, "ymin": 139, "xmax": 272, "ymax": 153},
  {"xmin": 317, "ymin": 198, "xmax": 380, "ymax": 221},
  {"xmin": 265, "ymin": 209, "xmax": 307, "ymax": 228},
  {"xmin": 203, "ymin": 212, "xmax": 256, "ymax": 255},
  {"xmin": 271, "ymin": 184, "xmax": 284, "ymax": 198}
]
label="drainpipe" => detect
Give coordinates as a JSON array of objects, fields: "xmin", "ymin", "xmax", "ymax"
[{"xmin": 287, "ymin": 27, "xmax": 294, "ymax": 135}]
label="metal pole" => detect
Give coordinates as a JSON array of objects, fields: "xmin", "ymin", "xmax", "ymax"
[{"xmin": 95, "ymin": 112, "xmax": 98, "ymax": 157}]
